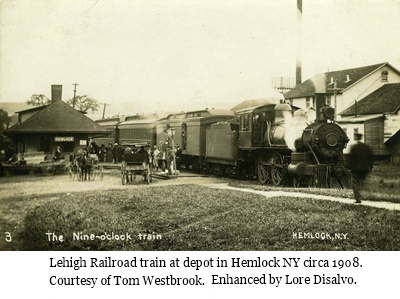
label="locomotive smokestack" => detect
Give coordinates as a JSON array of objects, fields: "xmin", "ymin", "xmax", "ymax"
[
  {"xmin": 296, "ymin": 0, "xmax": 302, "ymax": 86},
  {"xmin": 51, "ymin": 85, "xmax": 62, "ymax": 103},
  {"xmin": 311, "ymin": 73, "xmax": 327, "ymax": 123}
]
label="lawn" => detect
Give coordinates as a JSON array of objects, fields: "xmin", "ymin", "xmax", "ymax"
[
  {"xmin": 230, "ymin": 162, "xmax": 400, "ymax": 204},
  {"xmin": 1, "ymin": 184, "xmax": 399, "ymax": 251}
]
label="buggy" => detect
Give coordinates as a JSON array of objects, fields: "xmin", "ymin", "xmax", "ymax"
[
  {"xmin": 121, "ymin": 152, "xmax": 152, "ymax": 184},
  {"xmin": 69, "ymin": 147, "xmax": 104, "ymax": 181}
]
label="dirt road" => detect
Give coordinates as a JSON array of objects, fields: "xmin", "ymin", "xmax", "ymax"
[{"xmin": 0, "ymin": 169, "xmax": 228, "ymax": 200}]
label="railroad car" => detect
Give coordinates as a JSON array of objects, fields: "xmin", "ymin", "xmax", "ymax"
[
  {"xmin": 205, "ymin": 120, "xmax": 240, "ymax": 176},
  {"xmin": 154, "ymin": 108, "xmax": 235, "ymax": 168},
  {"xmin": 118, "ymin": 113, "xmax": 159, "ymax": 146},
  {"xmin": 92, "ymin": 116, "xmax": 125, "ymax": 146},
  {"xmin": 177, "ymin": 109, "xmax": 235, "ymax": 169}
]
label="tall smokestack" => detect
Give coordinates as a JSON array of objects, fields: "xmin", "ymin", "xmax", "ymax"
[
  {"xmin": 312, "ymin": 73, "xmax": 328, "ymax": 123},
  {"xmin": 296, "ymin": 0, "xmax": 302, "ymax": 86},
  {"xmin": 51, "ymin": 85, "xmax": 62, "ymax": 103}
]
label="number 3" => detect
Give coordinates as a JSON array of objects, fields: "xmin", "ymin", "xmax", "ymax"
[{"xmin": 5, "ymin": 232, "xmax": 12, "ymax": 242}]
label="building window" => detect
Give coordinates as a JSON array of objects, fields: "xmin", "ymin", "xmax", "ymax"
[
  {"xmin": 240, "ymin": 115, "xmax": 250, "ymax": 130},
  {"xmin": 326, "ymin": 96, "xmax": 332, "ymax": 106},
  {"xmin": 381, "ymin": 70, "xmax": 388, "ymax": 82},
  {"xmin": 353, "ymin": 128, "xmax": 359, "ymax": 136},
  {"xmin": 306, "ymin": 97, "xmax": 311, "ymax": 108}
]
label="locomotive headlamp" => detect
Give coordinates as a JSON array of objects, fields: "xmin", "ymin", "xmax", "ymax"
[{"xmin": 322, "ymin": 107, "xmax": 335, "ymax": 120}]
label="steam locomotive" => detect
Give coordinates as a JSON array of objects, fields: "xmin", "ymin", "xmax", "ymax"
[{"xmin": 94, "ymin": 93, "xmax": 350, "ymax": 188}]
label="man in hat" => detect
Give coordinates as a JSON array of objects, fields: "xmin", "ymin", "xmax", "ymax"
[
  {"xmin": 112, "ymin": 143, "xmax": 119, "ymax": 164},
  {"xmin": 175, "ymin": 144, "xmax": 182, "ymax": 170},
  {"xmin": 53, "ymin": 146, "xmax": 64, "ymax": 161},
  {"xmin": 347, "ymin": 133, "xmax": 374, "ymax": 203}
]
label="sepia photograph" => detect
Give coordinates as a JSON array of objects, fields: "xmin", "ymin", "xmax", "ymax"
[{"xmin": 1, "ymin": 0, "xmax": 400, "ymax": 253}]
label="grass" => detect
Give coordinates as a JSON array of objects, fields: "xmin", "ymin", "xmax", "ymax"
[
  {"xmin": 1, "ymin": 185, "xmax": 399, "ymax": 251},
  {"xmin": 229, "ymin": 162, "xmax": 400, "ymax": 204}
]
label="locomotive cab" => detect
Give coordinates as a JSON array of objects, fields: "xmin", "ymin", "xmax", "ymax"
[{"xmin": 237, "ymin": 103, "xmax": 277, "ymax": 149}]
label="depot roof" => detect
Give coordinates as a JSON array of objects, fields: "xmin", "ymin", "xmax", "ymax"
[{"xmin": 6, "ymin": 100, "xmax": 108, "ymax": 134}]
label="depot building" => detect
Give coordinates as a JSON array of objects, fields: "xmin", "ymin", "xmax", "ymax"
[{"xmin": 5, "ymin": 85, "xmax": 109, "ymax": 159}]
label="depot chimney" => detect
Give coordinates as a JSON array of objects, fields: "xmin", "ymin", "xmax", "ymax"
[{"xmin": 51, "ymin": 85, "xmax": 62, "ymax": 103}]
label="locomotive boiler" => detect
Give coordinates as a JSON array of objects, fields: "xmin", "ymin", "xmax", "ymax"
[{"xmin": 287, "ymin": 93, "xmax": 349, "ymax": 187}]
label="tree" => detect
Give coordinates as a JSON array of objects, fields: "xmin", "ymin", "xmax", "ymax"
[
  {"xmin": 27, "ymin": 94, "xmax": 51, "ymax": 106},
  {"xmin": 0, "ymin": 109, "xmax": 12, "ymax": 151},
  {"xmin": 0, "ymin": 109, "xmax": 10, "ymax": 132},
  {"xmin": 66, "ymin": 95, "xmax": 100, "ymax": 113}
]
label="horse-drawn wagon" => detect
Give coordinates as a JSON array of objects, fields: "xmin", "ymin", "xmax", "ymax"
[
  {"xmin": 69, "ymin": 147, "xmax": 104, "ymax": 181},
  {"xmin": 121, "ymin": 152, "xmax": 152, "ymax": 185}
]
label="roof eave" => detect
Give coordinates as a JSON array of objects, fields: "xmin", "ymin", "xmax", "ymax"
[{"xmin": 341, "ymin": 62, "xmax": 388, "ymax": 93}]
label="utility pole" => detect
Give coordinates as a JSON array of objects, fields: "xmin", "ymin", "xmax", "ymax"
[
  {"xmin": 327, "ymin": 79, "xmax": 344, "ymax": 120},
  {"xmin": 72, "ymin": 83, "xmax": 79, "ymax": 109},
  {"xmin": 100, "ymin": 103, "xmax": 111, "ymax": 119}
]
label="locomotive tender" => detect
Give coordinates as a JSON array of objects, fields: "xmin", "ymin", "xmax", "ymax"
[{"xmin": 95, "ymin": 94, "xmax": 349, "ymax": 188}]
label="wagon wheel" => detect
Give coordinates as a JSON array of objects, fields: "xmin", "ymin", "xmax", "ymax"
[
  {"xmin": 59, "ymin": 162, "xmax": 70, "ymax": 175},
  {"xmin": 271, "ymin": 152, "xmax": 285, "ymax": 186},
  {"xmin": 41, "ymin": 164, "xmax": 55, "ymax": 176},
  {"xmin": 257, "ymin": 154, "xmax": 270, "ymax": 184},
  {"xmin": 99, "ymin": 165, "xmax": 104, "ymax": 180}
]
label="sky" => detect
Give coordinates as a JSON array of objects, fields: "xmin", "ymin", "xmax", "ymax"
[{"xmin": 1, "ymin": 0, "xmax": 400, "ymax": 116}]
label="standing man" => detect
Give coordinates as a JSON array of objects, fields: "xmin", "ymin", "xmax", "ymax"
[
  {"xmin": 175, "ymin": 144, "xmax": 182, "ymax": 170},
  {"xmin": 112, "ymin": 143, "xmax": 119, "ymax": 164},
  {"xmin": 347, "ymin": 133, "xmax": 373, "ymax": 203},
  {"xmin": 98, "ymin": 144, "xmax": 106, "ymax": 162}
]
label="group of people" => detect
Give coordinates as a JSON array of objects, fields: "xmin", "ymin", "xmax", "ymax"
[
  {"xmin": 118, "ymin": 141, "xmax": 182, "ymax": 175},
  {"xmin": 4, "ymin": 146, "xmax": 25, "ymax": 165},
  {"xmin": 152, "ymin": 142, "xmax": 182, "ymax": 175}
]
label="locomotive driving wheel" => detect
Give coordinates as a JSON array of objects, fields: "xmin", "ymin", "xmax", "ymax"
[
  {"xmin": 271, "ymin": 152, "xmax": 285, "ymax": 186},
  {"xmin": 257, "ymin": 155, "xmax": 270, "ymax": 184}
]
